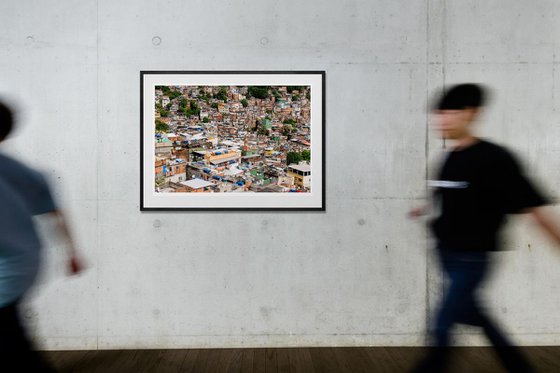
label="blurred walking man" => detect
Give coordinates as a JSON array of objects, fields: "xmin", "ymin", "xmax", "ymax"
[
  {"xmin": 410, "ymin": 84, "xmax": 560, "ymax": 373},
  {"xmin": 0, "ymin": 101, "xmax": 83, "ymax": 372}
]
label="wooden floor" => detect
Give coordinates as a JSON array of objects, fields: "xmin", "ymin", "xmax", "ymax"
[{"xmin": 43, "ymin": 347, "xmax": 560, "ymax": 373}]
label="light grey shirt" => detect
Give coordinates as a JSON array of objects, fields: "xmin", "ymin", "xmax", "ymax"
[{"xmin": 0, "ymin": 152, "xmax": 56, "ymax": 307}]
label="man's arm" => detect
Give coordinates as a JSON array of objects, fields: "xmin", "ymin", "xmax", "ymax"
[
  {"xmin": 50, "ymin": 210, "xmax": 84, "ymax": 275},
  {"xmin": 527, "ymin": 206, "xmax": 560, "ymax": 246}
]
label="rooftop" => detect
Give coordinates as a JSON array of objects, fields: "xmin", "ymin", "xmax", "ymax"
[
  {"xmin": 210, "ymin": 154, "xmax": 240, "ymax": 165},
  {"xmin": 180, "ymin": 179, "xmax": 215, "ymax": 190},
  {"xmin": 288, "ymin": 164, "xmax": 311, "ymax": 172}
]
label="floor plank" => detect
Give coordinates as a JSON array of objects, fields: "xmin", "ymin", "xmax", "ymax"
[
  {"xmin": 253, "ymin": 348, "xmax": 266, "ymax": 373},
  {"xmin": 43, "ymin": 350, "xmax": 89, "ymax": 372},
  {"xmin": 150, "ymin": 349, "xmax": 188, "ymax": 373},
  {"xmin": 288, "ymin": 348, "xmax": 314, "ymax": 373},
  {"xmin": 264, "ymin": 348, "xmax": 277, "ymax": 373},
  {"xmin": 522, "ymin": 346, "xmax": 559, "ymax": 373},
  {"xmin": 308, "ymin": 347, "xmax": 341, "ymax": 373},
  {"xmin": 332, "ymin": 347, "xmax": 374, "ymax": 373},
  {"xmin": 216, "ymin": 348, "xmax": 242, "ymax": 373},
  {"xmin": 385, "ymin": 347, "xmax": 427, "ymax": 372},
  {"xmin": 180, "ymin": 349, "xmax": 201, "ymax": 372},
  {"xmin": 76, "ymin": 350, "xmax": 134, "ymax": 373},
  {"xmin": 362, "ymin": 347, "xmax": 403, "ymax": 372},
  {"xmin": 451, "ymin": 347, "xmax": 506, "ymax": 373},
  {"xmin": 275, "ymin": 348, "xmax": 290, "ymax": 373},
  {"xmin": 192, "ymin": 349, "xmax": 211, "ymax": 373},
  {"xmin": 241, "ymin": 348, "xmax": 254, "ymax": 373},
  {"xmin": 203, "ymin": 348, "xmax": 223, "ymax": 373}
]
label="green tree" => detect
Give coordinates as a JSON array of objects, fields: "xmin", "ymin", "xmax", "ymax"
[
  {"xmin": 216, "ymin": 87, "xmax": 228, "ymax": 101},
  {"xmin": 241, "ymin": 99, "xmax": 248, "ymax": 108},
  {"xmin": 202, "ymin": 117, "xmax": 209, "ymax": 123},
  {"xmin": 287, "ymin": 86, "xmax": 304, "ymax": 93},
  {"xmin": 156, "ymin": 86, "xmax": 171, "ymax": 94},
  {"xmin": 287, "ymin": 152, "xmax": 302, "ymax": 165},
  {"xmin": 258, "ymin": 127, "xmax": 269, "ymax": 136},
  {"xmin": 301, "ymin": 150, "xmax": 311, "ymax": 161},
  {"xmin": 252, "ymin": 119, "xmax": 261, "ymax": 132},
  {"xmin": 179, "ymin": 98, "xmax": 189, "ymax": 115},
  {"xmin": 168, "ymin": 90, "xmax": 182, "ymax": 100},
  {"xmin": 155, "ymin": 119, "xmax": 168, "ymax": 132},
  {"xmin": 190, "ymin": 100, "xmax": 200, "ymax": 116},
  {"xmin": 283, "ymin": 119, "xmax": 296, "ymax": 125},
  {"xmin": 248, "ymin": 86, "xmax": 269, "ymax": 100}
]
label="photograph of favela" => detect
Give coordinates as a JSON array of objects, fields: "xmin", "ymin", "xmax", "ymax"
[{"xmin": 154, "ymin": 85, "xmax": 312, "ymax": 194}]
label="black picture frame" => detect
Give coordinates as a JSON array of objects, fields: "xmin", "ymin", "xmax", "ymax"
[{"xmin": 140, "ymin": 71, "xmax": 325, "ymax": 211}]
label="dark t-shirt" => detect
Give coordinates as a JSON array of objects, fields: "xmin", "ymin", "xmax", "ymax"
[{"xmin": 430, "ymin": 139, "xmax": 547, "ymax": 252}]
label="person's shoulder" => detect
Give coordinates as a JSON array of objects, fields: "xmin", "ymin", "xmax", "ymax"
[
  {"xmin": 477, "ymin": 140, "xmax": 523, "ymax": 172},
  {"xmin": 476, "ymin": 139, "xmax": 514, "ymax": 158},
  {"xmin": 0, "ymin": 152, "xmax": 47, "ymax": 182},
  {"xmin": 0, "ymin": 152, "xmax": 28, "ymax": 172}
]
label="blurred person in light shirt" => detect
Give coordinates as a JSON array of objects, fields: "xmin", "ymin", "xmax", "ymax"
[{"xmin": 0, "ymin": 100, "xmax": 84, "ymax": 372}]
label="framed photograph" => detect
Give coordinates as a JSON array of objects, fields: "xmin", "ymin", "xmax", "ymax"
[{"xmin": 140, "ymin": 71, "xmax": 325, "ymax": 210}]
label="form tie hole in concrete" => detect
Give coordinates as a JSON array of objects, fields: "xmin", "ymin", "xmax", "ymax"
[
  {"xmin": 153, "ymin": 219, "xmax": 162, "ymax": 228},
  {"xmin": 358, "ymin": 219, "xmax": 366, "ymax": 226},
  {"xmin": 26, "ymin": 35, "xmax": 35, "ymax": 44},
  {"xmin": 260, "ymin": 37, "xmax": 269, "ymax": 46},
  {"xmin": 152, "ymin": 36, "xmax": 162, "ymax": 46}
]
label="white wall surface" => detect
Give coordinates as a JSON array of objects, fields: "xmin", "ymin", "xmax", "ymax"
[{"xmin": 1, "ymin": 0, "xmax": 560, "ymax": 350}]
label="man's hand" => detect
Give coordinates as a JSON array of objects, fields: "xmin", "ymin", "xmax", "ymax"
[
  {"xmin": 68, "ymin": 254, "xmax": 84, "ymax": 275},
  {"xmin": 408, "ymin": 205, "xmax": 427, "ymax": 219}
]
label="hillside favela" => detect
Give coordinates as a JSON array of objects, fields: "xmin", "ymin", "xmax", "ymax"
[{"xmin": 154, "ymin": 85, "xmax": 312, "ymax": 193}]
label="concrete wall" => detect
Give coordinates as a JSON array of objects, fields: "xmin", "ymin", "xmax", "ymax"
[{"xmin": 1, "ymin": 0, "xmax": 559, "ymax": 350}]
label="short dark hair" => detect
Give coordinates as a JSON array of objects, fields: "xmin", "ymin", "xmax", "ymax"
[
  {"xmin": 434, "ymin": 83, "xmax": 487, "ymax": 110},
  {"xmin": 0, "ymin": 100, "xmax": 14, "ymax": 141}
]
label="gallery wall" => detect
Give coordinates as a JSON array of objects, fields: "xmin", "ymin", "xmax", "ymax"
[{"xmin": 1, "ymin": 0, "xmax": 560, "ymax": 349}]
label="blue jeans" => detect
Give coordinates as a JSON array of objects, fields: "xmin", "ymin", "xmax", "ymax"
[
  {"xmin": 435, "ymin": 249, "xmax": 503, "ymax": 346},
  {"xmin": 413, "ymin": 249, "xmax": 533, "ymax": 372}
]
